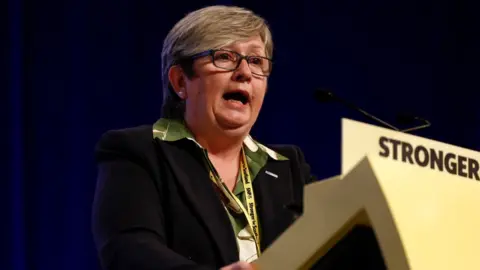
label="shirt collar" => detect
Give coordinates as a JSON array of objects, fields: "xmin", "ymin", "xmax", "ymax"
[{"xmin": 152, "ymin": 118, "xmax": 288, "ymax": 161}]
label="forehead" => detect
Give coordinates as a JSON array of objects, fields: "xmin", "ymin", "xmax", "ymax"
[{"xmin": 222, "ymin": 35, "xmax": 265, "ymax": 52}]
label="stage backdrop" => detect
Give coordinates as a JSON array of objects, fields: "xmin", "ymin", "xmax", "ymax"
[{"xmin": 5, "ymin": 0, "xmax": 480, "ymax": 269}]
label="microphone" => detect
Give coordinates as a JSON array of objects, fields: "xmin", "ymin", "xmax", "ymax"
[{"xmin": 313, "ymin": 88, "xmax": 431, "ymax": 133}]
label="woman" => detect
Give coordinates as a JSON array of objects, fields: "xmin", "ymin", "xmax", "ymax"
[{"xmin": 92, "ymin": 5, "xmax": 314, "ymax": 270}]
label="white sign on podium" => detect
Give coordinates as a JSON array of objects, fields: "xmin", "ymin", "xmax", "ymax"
[{"xmin": 342, "ymin": 118, "xmax": 480, "ymax": 182}]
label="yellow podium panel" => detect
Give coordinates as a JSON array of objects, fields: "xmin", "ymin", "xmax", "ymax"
[{"xmin": 254, "ymin": 119, "xmax": 480, "ymax": 270}]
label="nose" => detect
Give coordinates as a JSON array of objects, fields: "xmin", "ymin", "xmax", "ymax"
[{"xmin": 232, "ymin": 58, "xmax": 252, "ymax": 82}]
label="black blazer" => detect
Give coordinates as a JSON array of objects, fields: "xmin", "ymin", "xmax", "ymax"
[{"xmin": 92, "ymin": 125, "xmax": 313, "ymax": 270}]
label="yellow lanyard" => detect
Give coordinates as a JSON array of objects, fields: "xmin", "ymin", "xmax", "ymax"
[{"xmin": 205, "ymin": 147, "xmax": 261, "ymax": 255}]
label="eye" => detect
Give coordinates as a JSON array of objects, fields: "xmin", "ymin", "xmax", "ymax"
[
  {"xmin": 248, "ymin": 56, "xmax": 263, "ymax": 66},
  {"xmin": 214, "ymin": 51, "xmax": 236, "ymax": 62}
]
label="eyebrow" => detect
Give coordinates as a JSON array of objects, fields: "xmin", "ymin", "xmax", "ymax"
[
  {"xmin": 248, "ymin": 45, "xmax": 266, "ymax": 54},
  {"xmin": 221, "ymin": 44, "xmax": 265, "ymax": 53},
  {"xmin": 249, "ymin": 44, "xmax": 264, "ymax": 49}
]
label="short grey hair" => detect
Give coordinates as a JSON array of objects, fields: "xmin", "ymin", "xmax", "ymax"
[{"xmin": 160, "ymin": 5, "xmax": 273, "ymax": 119}]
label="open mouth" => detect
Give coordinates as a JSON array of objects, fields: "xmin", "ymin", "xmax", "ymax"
[{"xmin": 222, "ymin": 90, "xmax": 250, "ymax": 105}]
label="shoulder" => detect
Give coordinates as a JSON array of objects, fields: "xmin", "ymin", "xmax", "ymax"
[
  {"xmin": 94, "ymin": 125, "xmax": 159, "ymax": 168},
  {"xmin": 95, "ymin": 125, "xmax": 153, "ymax": 153},
  {"xmin": 266, "ymin": 144, "xmax": 315, "ymax": 185},
  {"xmin": 265, "ymin": 144, "xmax": 308, "ymax": 164}
]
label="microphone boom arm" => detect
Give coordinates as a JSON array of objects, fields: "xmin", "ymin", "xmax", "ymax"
[{"xmin": 314, "ymin": 89, "xmax": 431, "ymax": 133}]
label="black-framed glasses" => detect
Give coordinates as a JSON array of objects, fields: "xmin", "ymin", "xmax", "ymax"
[{"xmin": 189, "ymin": 49, "xmax": 272, "ymax": 77}]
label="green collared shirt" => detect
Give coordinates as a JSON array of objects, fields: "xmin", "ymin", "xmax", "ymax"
[{"xmin": 152, "ymin": 118, "xmax": 288, "ymax": 245}]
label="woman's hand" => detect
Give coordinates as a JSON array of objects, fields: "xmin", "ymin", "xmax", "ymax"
[{"xmin": 220, "ymin": 261, "xmax": 255, "ymax": 270}]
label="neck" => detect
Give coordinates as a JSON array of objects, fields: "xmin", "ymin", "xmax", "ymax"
[
  {"xmin": 184, "ymin": 119, "xmax": 246, "ymax": 160},
  {"xmin": 198, "ymin": 136, "xmax": 244, "ymax": 161}
]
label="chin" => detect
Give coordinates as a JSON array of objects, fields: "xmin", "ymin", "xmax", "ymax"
[
  {"xmin": 221, "ymin": 127, "xmax": 251, "ymax": 139},
  {"xmin": 215, "ymin": 118, "xmax": 252, "ymax": 135}
]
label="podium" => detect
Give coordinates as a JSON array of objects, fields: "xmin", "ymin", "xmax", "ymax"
[{"xmin": 253, "ymin": 118, "xmax": 480, "ymax": 270}]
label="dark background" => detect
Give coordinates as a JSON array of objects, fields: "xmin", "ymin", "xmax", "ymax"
[{"xmin": 5, "ymin": 0, "xmax": 480, "ymax": 269}]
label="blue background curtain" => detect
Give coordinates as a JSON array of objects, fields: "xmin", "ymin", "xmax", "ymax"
[{"xmin": 5, "ymin": 0, "xmax": 480, "ymax": 269}]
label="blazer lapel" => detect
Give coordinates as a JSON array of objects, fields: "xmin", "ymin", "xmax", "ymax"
[
  {"xmin": 254, "ymin": 160, "xmax": 298, "ymax": 252},
  {"xmin": 155, "ymin": 140, "xmax": 239, "ymax": 264}
]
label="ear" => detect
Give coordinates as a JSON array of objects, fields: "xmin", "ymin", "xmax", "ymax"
[{"xmin": 168, "ymin": 65, "xmax": 187, "ymax": 99}]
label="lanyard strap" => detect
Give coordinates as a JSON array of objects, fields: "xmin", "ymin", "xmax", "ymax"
[{"xmin": 205, "ymin": 147, "xmax": 261, "ymax": 255}]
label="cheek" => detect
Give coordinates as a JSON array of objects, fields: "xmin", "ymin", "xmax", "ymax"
[
  {"xmin": 185, "ymin": 81, "xmax": 209, "ymax": 115},
  {"xmin": 252, "ymin": 81, "xmax": 267, "ymax": 106},
  {"xmin": 188, "ymin": 79, "xmax": 213, "ymax": 101},
  {"xmin": 203, "ymin": 74, "xmax": 229, "ymax": 99},
  {"xmin": 189, "ymin": 62, "xmax": 225, "ymax": 100}
]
